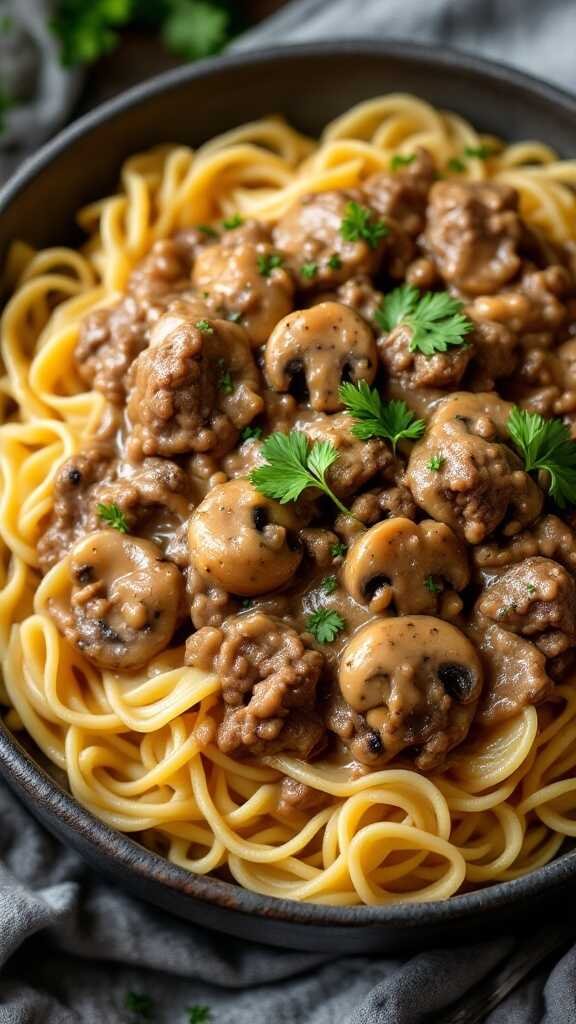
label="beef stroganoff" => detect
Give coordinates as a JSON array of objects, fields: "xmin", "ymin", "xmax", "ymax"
[{"xmin": 3, "ymin": 94, "xmax": 576, "ymax": 905}]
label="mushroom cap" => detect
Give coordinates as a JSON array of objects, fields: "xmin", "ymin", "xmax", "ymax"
[
  {"xmin": 343, "ymin": 517, "xmax": 470, "ymax": 614},
  {"xmin": 264, "ymin": 301, "xmax": 378, "ymax": 412},
  {"xmin": 188, "ymin": 479, "xmax": 302, "ymax": 597},
  {"xmin": 339, "ymin": 615, "xmax": 483, "ymax": 768},
  {"xmin": 52, "ymin": 530, "xmax": 183, "ymax": 671}
]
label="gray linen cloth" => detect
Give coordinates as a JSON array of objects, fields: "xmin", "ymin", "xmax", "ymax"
[{"xmin": 3, "ymin": 2, "xmax": 576, "ymax": 1021}]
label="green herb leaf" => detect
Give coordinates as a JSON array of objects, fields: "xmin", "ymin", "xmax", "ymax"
[
  {"xmin": 340, "ymin": 200, "xmax": 389, "ymax": 250},
  {"xmin": 330, "ymin": 540, "xmax": 347, "ymax": 559},
  {"xmin": 227, "ymin": 310, "xmax": 243, "ymax": 324},
  {"xmin": 447, "ymin": 157, "xmax": 466, "ymax": 173},
  {"xmin": 339, "ymin": 381, "xmax": 425, "ymax": 452},
  {"xmin": 196, "ymin": 318, "xmax": 214, "ymax": 334},
  {"xmin": 427, "ymin": 454, "xmax": 445, "ymax": 472},
  {"xmin": 300, "ymin": 261, "xmax": 318, "ymax": 280},
  {"xmin": 424, "ymin": 575, "xmax": 441, "ymax": 594},
  {"xmin": 327, "ymin": 254, "xmax": 342, "ymax": 271},
  {"xmin": 257, "ymin": 252, "xmax": 284, "ymax": 278},
  {"xmin": 306, "ymin": 609, "xmax": 345, "ymax": 644},
  {"xmin": 216, "ymin": 359, "xmax": 234, "ymax": 395},
  {"xmin": 162, "ymin": 1, "xmax": 230, "ymax": 61},
  {"xmin": 125, "ymin": 991, "xmax": 154, "ymax": 1019},
  {"xmin": 197, "ymin": 223, "xmax": 219, "ymax": 238},
  {"xmin": 526, "ymin": 583, "xmax": 536, "ymax": 596},
  {"xmin": 321, "ymin": 574, "xmax": 338, "ymax": 595},
  {"xmin": 50, "ymin": 0, "xmax": 132, "ymax": 67},
  {"xmin": 0, "ymin": 87, "xmax": 12, "ymax": 134},
  {"xmin": 222, "ymin": 213, "xmax": 243, "ymax": 229},
  {"xmin": 390, "ymin": 153, "xmax": 416, "ymax": 170},
  {"xmin": 507, "ymin": 407, "xmax": 576, "ymax": 508},
  {"xmin": 240, "ymin": 424, "xmax": 263, "ymax": 442},
  {"xmin": 375, "ymin": 283, "xmax": 473, "ymax": 356},
  {"xmin": 97, "ymin": 502, "xmax": 129, "ymax": 533},
  {"xmin": 249, "ymin": 431, "xmax": 352, "ymax": 517},
  {"xmin": 464, "ymin": 145, "xmax": 495, "ymax": 160},
  {"xmin": 187, "ymin": 1007, "xmax": 211, "ymax": 1024}
]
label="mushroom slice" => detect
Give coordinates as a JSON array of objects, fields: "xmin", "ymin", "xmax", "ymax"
[
  {"xmin": 343, "ymin": 517, "xmax": 469, "ymax": 614},
  {"xmin": 188, "ymin": 479, "xmax": 302, "ymax": 597},
  {"xmin": 339, "ymin": 616, "xmax": 483, "ymax": 770},
  {"xmin": 264, "ymin": 301, "xmax": 378, "ymax": 412},
  {"xmin": 48, "ymin": 530, "xmax": 183, "ymax": 671}
]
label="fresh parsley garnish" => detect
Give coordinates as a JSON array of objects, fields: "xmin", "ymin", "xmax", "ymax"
[
  {"xmin": 424, "ymin": 576, "xmax": 441, "ymax": 594},
  {"xmin": 187, "ymin": 1007, "xmax": 211, "ymax": 1024},
  {"xmin": 447, "ymin": 157, "xmax": 466, "ymax": 173},
  {"xmin": 222, "ymin": 213, "xmax": 243, "ymax": 229},
  {"xmin": 217, "ymin": 359, "xmax": 234, "ymax": 395},
  {"xmin": 257, "ymin": 252, "xmax": 284, "ymax": 277},
  {"xmin": 240, "ymin": 598, "xmax": 253, "ymax": 609},
  {"xmin": 196, "ymin": 318, "xmax": 214, "ymax": 334},
  {"xmin": 527, "ymin": 583, "xmax": 536, "ymax": 596},
  {"xmin": 330, "ymin": 541, "xmax": 347, "ymax": 559},
  {"xmin": 50, "ymin": 0, "xmax": 132, "ymax": 66},
  {"xmin": 125, "ymin": 991, "xmax": 154, "ymax": 1019},
  {"xmin": 340, "ymin": 200, "xmax": 389, "ymax": 250},
  {"xmin": 161, "ymin": 1, "xmax": 231, "ymax": 61},
  {"xmin": 339, "ymin": 381, "xmax": 425, "ymax": 452},
  {"xmin": 506, "ymin": 407, "xmax": 576, "ymax": 508},
  {"xmin": 197, "ymin": 224, "xmax": 219, "ymax": 238},
  {"xmin": 374, "ymin": 283, "xmax": 473, "ymax": 356},
  {"xmin": 240, "ymin": 424, "xmax": 263, "ymax": 442},
  {"xmin": 227, "ymin": 310, "xmax": 243, "ymax": 324},
  {"xmin": 390, "ymin": 153, "xmax": 416, "ymax": 170},
  {"xmin": 327, "ymin": 254, "xmax": 342, "ymax": 270},
  {"xmin": 464, "ymin": 145, "xmax": 495, "ymax": 160},
  {"xmin": 427, "ymin": 454, "xmax": 445, "ymax": 472},
  {"xmin": 300, "ymin": 261, "xmax": 318, "ymax": 280},
  {"xmin": 321, "ymin": 575, "xmax": 338, "ymax": 595},
  {"xmin": 306, "ymin": 609, "xmax": 345, "ymax": 644},
  {"xmin": 97, "ymin": 502, "xmax": 128, "ymax": 533},
  {"xmin": 249, "ymin": 431, "xmax": 352, "ymax": 518}
]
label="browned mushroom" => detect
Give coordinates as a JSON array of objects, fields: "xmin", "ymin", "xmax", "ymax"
[{"xmin": 264, "ymin": 301, "xmax": 378, "ymax": 412}]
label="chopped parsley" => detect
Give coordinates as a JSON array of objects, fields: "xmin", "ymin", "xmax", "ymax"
[
  {"xmin": 427, "ymin": 454, "xmax": 445, "ymax": 472},
  {"xmin": 222, "ymin": 213, "xmax": 243, "ymax": 229},
  {"xmin": 339, "ymin": 381, "xmax": 425, "ymax": 452},
  {"xmin": 217, "ymin": 359, "xmax": 234, "ymax": 395},
  {"xmin": 464, "ymin": 144, "xmax": 496, "ymax": 160},
  {"xmin": 390, "ymin": 153, "xmax": 416, "ymax": 170},
  {"xmin": 374, "ymin": 283, "xmax": 473, "ymax": 357},
  {"xmin": 257, "ymin": 252, "xmax": 284, "ymax": 278},
  {"xmin": 506, "ymin": 407, "xmax": 576, "ymax": 508},
  {"xmin": 340, "ymin": 200, "xmax": 389, "ymax": 250},
  {"xmin": 196, "ymin": 318, "xmax": 214, "ymax": 334},
  {"xmin": 124, "ymin": 991, "xmax": 154, "ymax": 1019},
  {"xmin": 240, "ymin": 424, "xmax": 263, "ymax": 442},
  {"xmin": 527, "ymin": 583, "xmax": 537, "ymax": 596},
  {"xmin": 300, "ymin": 261, "xmax": 319, "ymax": 280},
  {"xmin": 187, "ymin": 1007, "xmax": 211, "ymax": 1024},
  {"xmin": 97, "ymin": 502, "xmax": 128, "ymax": 533},
  {"xmin": 321, "ymin": 574, "xmax": 338, "ymax": 595},
  {"xmin": 306, "ymin": 609, "xmax": 345, "ymax": 644},
  {"xmin": 327, "ymin": 253, "xmax": 342, "ymax": 271},
  {"xmin": 197, "ymin": 224, "xmax": 219, "ymax": 238},
  {"xmin": 330, "ymin": 541, "xmax": 347, "ymax": 559},
  {"xmin": 447, "ymin": 157, "xmax": 466, "ymax": 173},
  {"xmin": 249, "ymin": 431, "xmax": 352, "ymax": 518},
  {"xmin": 424, "ymin": 576, "xmax": 441, "ymax": 594}
]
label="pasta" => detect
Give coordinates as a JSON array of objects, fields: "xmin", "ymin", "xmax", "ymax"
[{"xmin": 3, "ymin": 92, "xmax": 576, "ymax": 906}]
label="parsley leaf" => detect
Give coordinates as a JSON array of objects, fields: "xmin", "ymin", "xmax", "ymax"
[
  {"xmin": 187, "ymin": 1007, "xmax": 211, "ymax": 1024},
  {"xmin": 306, "ymin": 609, "xmax": 345, "ymax": 644},
  {"xmin": 340, "ymin": 201, "xmax": 389, "ymax": 250},
  {"xmin": 197, "ymin": 224, "xmax": 219, "ymax": 238},
  {"xmin": 217, "ymin": 359, "xmax": 234, "ymax": 395},
  {"xmin": 300, "ymin": 261, "xmax": 318, "ymax": 280},
  {"xmin": 327, "ymin": 254, "xmax": 342, "ymax": 271},
  {"xmin": 321, "ymin": 575, "xmax": 338, "ymax": 595},
  {"xmin": 222, "ymin": 213, "xmax": 243, "ymax": 229},
  {"xmin": 196, "ymin": 318, "xmax": 214, "ymax": 334},
  {"xmin": 424, "ymin": 575, "xmax": 441, "ymax": 594},
  {"xmin": 125, "ymin": 991, "xmax": 154, "ymax": 1018},
  {"xmin": 50, "ymin": 0, "xmax": 132, "ymax": 67},
  {"xmin": 427, "ymin": 453, "xmax": 445, "ymax": 472},
  {"xmin": 390, "ymin": 153, "xmax": 416, "ymax": 170},
  {"xmin": 257, "ymin": 252, "xmax": 284, "ymax": 278},
  {"xmin": 330, "ymin": 541, "xmax": 347, "ymax": 559},
  {"xmin": 375, "ymin": 283, "xmax": 473, "ymax": 356},
  {"xmin": 97, "ymin": 502, "xmax": 129, "ymax": 533},
  {"xmin": 339, "ymin": 381, "xmax": 425, "ymax": 452},
  {"xmin": 507, "ymin": 407, "xmax": 576, "ymax": 508},
  {"xmin": 240, "ymin": 424, "xmax": 262, "ymax": 442},
  {"xmin": 447, "ymin": 157, "xmax": 466, "ymax": 173},
  {"xmin": 162, "ymin": 1, "xmax": 230, "ymax": 61},
  {"xmin": 464, "ymin": 144, "xmax": 495, "ymax": 160},
  {"xmin": 249, "ymin": 431, "xmax": 352, "ymax": 518}
]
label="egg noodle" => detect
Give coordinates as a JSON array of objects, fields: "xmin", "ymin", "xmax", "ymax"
[{"xmin": 2, "ymin": 93, "xmax": 576, "ymax": 905}]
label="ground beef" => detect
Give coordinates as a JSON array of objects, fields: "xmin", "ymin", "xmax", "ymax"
[
  {"xmin": 336, "ymin": 275, "xmax": 383, "ymax": 324},
  {"xmin": 474, "ymin": 514, "xmax": 576, "ymax": 575},
  {"xmin": 38, "ymin": 446, "xmax": 113, "ymax": 570},
  {"xmin": 473, "ymin": 622, "xmax": 552, "ymax": 726},
  {"xmin": 476, "ymin": 556, "xmax": 576, "ymax": 658},
  {"xmin": 465, "ymin": 318, "xmax": 519, "ymax": 389},
  {"xmin": 350, "ymin": 483, "xmax": 418, "ymax": 525},
  {"xmin": 425, "ymin": 180, "xmax": 521, "ymax": 295},
  {"xmin": 186, "ymin": 565, "xmax": 238, "ymax": 630},
  {"xmin": 277, "ymin": 778, "xmax": 329, "ymax": 816},
  {"xmin": 378, "ymin": 322, "xmax": 473, "ymax": 390},
  {"xmin": 295, "ymin": 410, "xmax": 393, "ymax": 499},
  {"xmin": 185, "ymin": 611, "xmax": 326, "ymax": 757},
  {"xmin": 363, "ymin": 147, "xmax": 436, "ymax": 238}
]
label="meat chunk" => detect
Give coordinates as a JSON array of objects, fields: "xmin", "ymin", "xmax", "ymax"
[
  {"xmin": 476, "ymin": 556, "xmax": 576, "ymax": 658},
  {"xmin": 296, "ymin": 410, "xmax": 392, "ymax": 498},
  {"xmin": 48, "ymin": 530, "xmax": 183, "ymax": 670},
  {"xmin": 465, "ymin": 318, "xmax": 518, "ymax": 390},
  {"xmin": 363, "ymin": 147, "xmax": 436, "ymax": 238},
  {"xmin": 336, "ymin": 274, "xmax": 383, "ymax": 324},
  {"xmin": 335, "ymin": 616, "xmax": 483, "ymax": 771},
  {"xmin": 125, "ymin": 309, "xmax": 263, "ymax": 459},
  {"xmin": 473, "ymin": 623, "xmax": 552, "ymax": 726},
  {"xmin": 425, "ymin": 181, "xmax": 521, "ymax": 295},
  {"xmin": 406, "ymin": 392, "xmax": 543, "ymax": 544},
  {"xmin": 350, "ymin": 483, "xmax": 418, "ymax": 526},
  {"xmin": 474, "ymin": 514, "xmax": 576, "ymax": 575},
  {"xmin": 273, "ymin": 190, "xmax": 386, "ymax": 291},
  {"xmin": 378, "ymin": 322, "xmax": 473, "ymax": 390},
  {"xmin": 38, "ymin": 447, "xmax": 113, "ymax": 570},
  {"xmin": 191, "ymin": 221, "xmax": 294, "ymax": 346},
  {"xmin": 185, "ymin": 611, "xmax": 325, "ymax": 757}
]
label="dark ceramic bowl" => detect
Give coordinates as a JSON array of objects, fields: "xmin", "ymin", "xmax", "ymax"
[{"xmin": 2, "ymin": 41, "xmax": 576, "ymax": 953}]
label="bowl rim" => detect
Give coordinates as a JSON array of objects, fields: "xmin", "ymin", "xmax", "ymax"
[{"xmin": 2, "ymin": 38, "xmax": 576, "ymax": 928}]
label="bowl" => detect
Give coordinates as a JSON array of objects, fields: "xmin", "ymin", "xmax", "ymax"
[{"xmin": 2, "ymin": 41, "xmax": 576, "ymax": 953}]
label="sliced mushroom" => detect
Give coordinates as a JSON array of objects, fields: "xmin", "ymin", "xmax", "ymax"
[
  {"xmin": 338, "ymin": 615, "xmax": 483, "ymax": 770},
  {"xmin": 48, "ymin": 530, "xmax": 183, "ymax": 671},
  {"xmin": 264, "ymin": 301, "xmax": 378, "ymax": 412},
  {"xmin": 188, "ymin": 479, "xmax": 302, "ymax": 597},
  {"xmin": 343, "ymin": 517, "xmax": 469, "ymax": 614}
]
